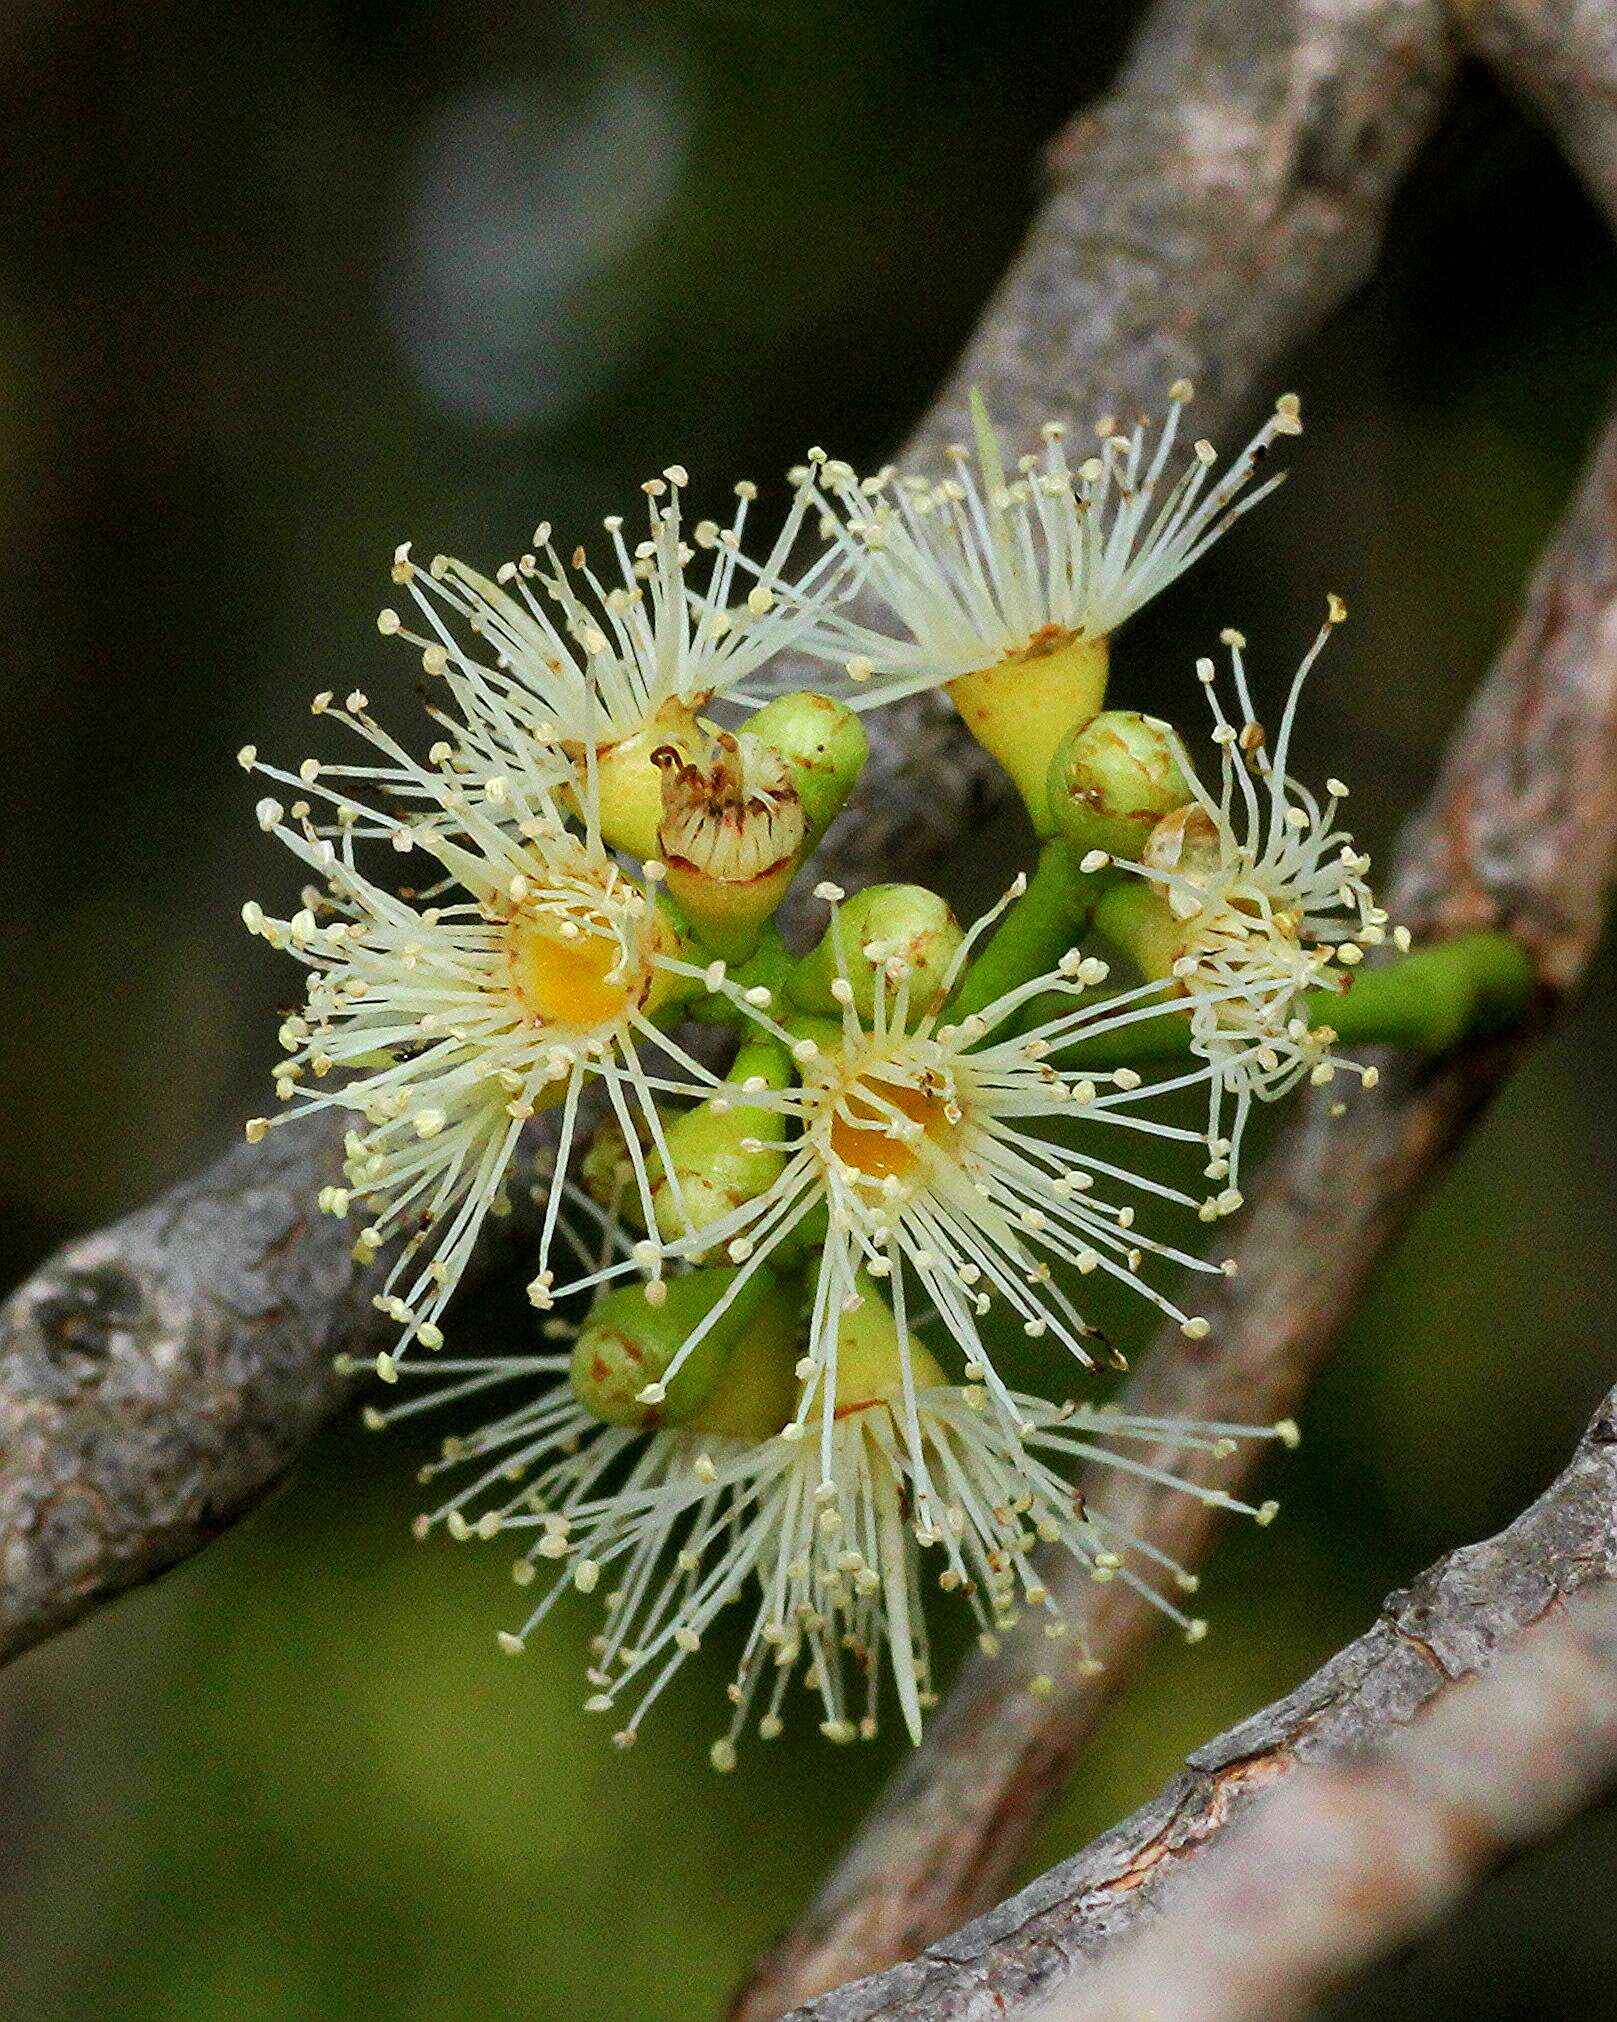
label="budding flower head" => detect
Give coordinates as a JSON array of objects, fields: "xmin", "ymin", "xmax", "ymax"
[
  {"xmin": 1049, "ymin": 709, "xmax": 1196, "ymax": 862},
  {"xmin": 1098, "ymin": 606, "xmax": 1388, "ymax": 1183},
  {"xmin": 569, "ymin": 1262, "xmax": 777, "ymax": 1425},
  {"xmin": 653, "ymin": 726, "xmax": 806, "ymax": 961},
  {"xmin": 789, "ymin": 387, "xmax": 1301, "ymax": 826}
]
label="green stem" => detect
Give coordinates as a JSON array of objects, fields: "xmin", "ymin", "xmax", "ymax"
[
  {"xmin": 946, "ymin": 837, "xmax": 1107, "ymax": 1023},
  {"xmin": 681, "ymin": 924, "xmax": 797, "ymax": 1026},
  {"xmin": 1054, "ymin": 930, "xmax": 1536, "ymax": 1068}
]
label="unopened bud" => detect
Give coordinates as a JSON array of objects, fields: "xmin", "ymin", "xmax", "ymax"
[
  {"xmin": 569, "ymin": 1263, "xmax": 779, "ymax": 1427},
  {"xmin": 652, "ymin": 1037, "xmax": 793, "ymax": 1243},
  {"xmin": 788, "ymin": 884, "xmax": 963, "ymax": 1023},
  {"xmin": 745, "ymin": 690, "xmax": 869, "ymax": 845},
  {"xmin": 1048, "ymin": 709, "xmax": 1196, "ymax": 862}
]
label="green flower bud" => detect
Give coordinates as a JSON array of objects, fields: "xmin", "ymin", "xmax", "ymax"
[
  {"xmin": 788, "ymin": 884, "xmax": 964, "ymax": 1023},
  {"xmin": 569, "ymin": 1264, "xmax": 778, "ymax": 1427},
  {"xmin": 654, "ymin": 730, "xmax": 806, "ymax": 962},
  {"xmin": 652, "ymin": 1036, "xmax": 793, "ymax": 1245},
  {"xmin": 1048, "ymin": 709, "xmax": 1197, "ymax": 863},
  {"xmin": 746, "ymin": 690, "xmax": 869, "ymax": 845}
]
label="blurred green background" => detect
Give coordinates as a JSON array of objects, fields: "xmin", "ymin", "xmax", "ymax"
[{"xmin": 4, "ymin": 3, "xmax": 1617, "ymax": 2017}]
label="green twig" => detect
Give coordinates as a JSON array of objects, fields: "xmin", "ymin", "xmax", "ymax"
[
  {"xmin": 1053, "ymin": 930, "xmax": 1537, "ymax": 1068},
  {"xmin": 947, "ymin": 838, "xmax": 1106, "ymax": 1024}
]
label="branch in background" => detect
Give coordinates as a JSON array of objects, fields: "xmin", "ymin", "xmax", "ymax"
[
  {"xmin": 788, "ymin": 1383, "xmax": 1617, "ymax": 2021},
  {"xmin": 1040, "ymin": 1590, "xmax": 1617, "ymax": 2022},
  {"xmin": 745, "ymin": 6, "xmax": 1617, "ymax": 2010},
  {"xmin": 736, "ymin": 382, "xmax": 1617, "ymax": 2019},
  {"xmin": 0, "ymin": 0, "xmax": 1455, "ymax": 1671},
  {"xmin": 0, "ymin": 1110, "xmax": 556, "ymax": 1664},
  {"xmin": 1466, "ymin": 0, "xmax": 1617, "ymax": 237}
]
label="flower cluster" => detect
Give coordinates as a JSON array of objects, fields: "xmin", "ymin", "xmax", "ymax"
[{"xmin": 243, "ymin": 386, "xmax": 1390, "ymax": 1759}]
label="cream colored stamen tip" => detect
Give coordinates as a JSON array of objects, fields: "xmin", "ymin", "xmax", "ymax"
[
  {"xmin": 1185, "ymin": 1618, "xmax": 1210, "ymax": 1644},
  {"xmin": 636, "ymin": 1382, "xmax": 667, "ymax": 1406},
  {"xmin": 496, "ymin": 1631, "xmax": 525, "ymax": 1657},
  {"xmin": 1274, "ymin": 1416, "xmax": 1301, "ymax": 1448},
  {"xmin": 1079, "ymin": 849, "xmax": 1109, "ymax": 874},
  {"xmin": 709, "ymin": 1739, "xmax": 738, "ymax": 1773},
  {"xmin": 1256, "ymin": 1499, "xmax": 1280, "ymax": 1527},
  {"xmin": 813, "ymin": 880, "xmax": 846, "ymax": 903},
  {"xmin": 1169, "ymin": 377, "xmax": 1194, "ymax": 402},
  {"xmin": 1326, "ymin": 592, "xmax": 1348, "ymax": 624},
  {"xmin": 1180, "ymin": 1317, "xmax": 1211, "ymax": 1341}
]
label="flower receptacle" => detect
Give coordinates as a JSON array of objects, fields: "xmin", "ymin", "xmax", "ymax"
[
  {"xmin": 655, "ymin": 729, "xmax": 807, "ymax": 963},
  {"xmin": 948, "ymin": 633, "xmax": 1109, "ymax": 834}
]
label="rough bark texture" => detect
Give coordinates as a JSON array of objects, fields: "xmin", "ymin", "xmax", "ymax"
[
  {"xmin": 1037, "ymin": 1582, "xmax": 1617, "ymax": 2022},
  {"xmin": 784, "ymin": 1386, "xmax": 1617, "ymax": 2022},
  {"xmin": 0, "ymin": 1111, "xmax": 556, "ymax": 1662},
  {"xmin": 736, "ymin": 388, "xmax": 1617, "ymax": 2019}
]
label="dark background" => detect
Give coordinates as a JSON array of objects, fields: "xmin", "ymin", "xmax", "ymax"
[{"xmin": 4, "ymin": 3, "xmax": 1617, "ymax": 2016}]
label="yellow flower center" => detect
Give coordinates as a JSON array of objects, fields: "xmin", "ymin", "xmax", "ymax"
[
  {"xmin": 505, "ymin": 916, "xmax": 641, "ymax": 1030},
  {"xmin": 826, "ymin": 1071, "xmax": 956, "ymax": 1184}
]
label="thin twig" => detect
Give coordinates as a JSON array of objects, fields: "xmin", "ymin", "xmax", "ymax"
[{"xmin": 788, "ymin": 1377, "xmax": 1617, "ymax": 2022}]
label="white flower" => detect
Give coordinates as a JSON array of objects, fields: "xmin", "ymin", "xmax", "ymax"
[
  {"xmin": 792, "ymin": 385, "xmax": 1302, "ymax": 705},
  {"xmin": 241, "ymin": 703, "xmax": 717, "ymax": 1369},
  {"xmin": 380, "ymin": 466, "xmax": 850, "ymax": 755},
  {"xmin": 384, "ymin": 1338, "xmax": 1294, "ymax": 1757},
  {"xmin": 592, "ymin": 885, "xmax": 1232, "ymax": 1518},
  {"xmin": 1116, "ymin": 607, "xmax": 1393, "ymax": 1185}
]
